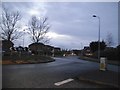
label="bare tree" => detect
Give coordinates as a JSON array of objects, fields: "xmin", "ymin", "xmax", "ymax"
[
  {"xmin": 0, "ymin": 7, "xmax": 22, "ymax": 41},
  {"xmin": 106, "ymin": 32, "xmax": 114, "ymax": 47},
  {"xmin": 28, "ymin": 16, "xmax": 50, "ymax": 43}
]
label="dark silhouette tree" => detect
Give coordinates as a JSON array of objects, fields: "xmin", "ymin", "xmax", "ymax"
[
  {"xmin": 2, "ymin": 40, "xmax": 14, "ymax": 51},
  {"xmin": 117, "ymin": 45, "xmax": 120, "ymax": 59},
  {"xmin": 0, "ymin": 7, "xmax": 22, "ymax": 41},
  {"xmin": 117, "ymin": 45, "xmax": 120, "ymax": 53},
  {"xmin": 90, "ymin": 41, "xmax": 106, "ymax": 53},
  {"xmin": 28, "ymin": 16, "xmax": 50, "ymax": 44}
]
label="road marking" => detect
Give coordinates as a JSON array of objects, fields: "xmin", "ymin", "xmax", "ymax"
[{"xmin": 54, "ymin": 78, "xmax": 74, "ymax": 86}]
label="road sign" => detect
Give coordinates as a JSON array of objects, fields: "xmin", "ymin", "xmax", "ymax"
[{"xmin": 100, "ymin": 57, "xmax": 107, "ymax": 71}]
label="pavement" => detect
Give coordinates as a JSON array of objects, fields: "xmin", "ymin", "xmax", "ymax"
[
  {"xmin": 78, "ymin": 69, "xmax": 119, "ymax": 88},
  {"xmin": 79, "ymin": 56, "xmax": 119, "ymax": 65}
]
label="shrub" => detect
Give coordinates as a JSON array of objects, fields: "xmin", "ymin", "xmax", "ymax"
[{"xmin": 101, "ymin": 48, "xmax": 118, "ymax": 61}]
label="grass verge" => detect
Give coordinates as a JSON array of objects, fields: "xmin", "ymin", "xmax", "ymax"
[{"xmin": 2, "ymin": 54, "xmax": 55, "ymax": 65}]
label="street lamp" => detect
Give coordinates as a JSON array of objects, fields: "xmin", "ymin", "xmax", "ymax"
[
  {"xmin": 52, "ymin": 48, "xmax": 55, "ymax": 57},
  {"xmin": 93, "ymin": 15, "xmax": 101, "ymax": 61},
  {"xmin": 23, "ymin": 29, "xmax": 26, "ymax": 47}
]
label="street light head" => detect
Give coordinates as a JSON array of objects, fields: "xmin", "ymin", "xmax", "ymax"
[{"xmin": 93, "ymin": 15, "xmax": 97, "ymax": 17}]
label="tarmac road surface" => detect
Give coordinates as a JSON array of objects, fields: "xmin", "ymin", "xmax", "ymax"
[{"xmin": 2, "ymin": 56, "xmax": 119, "ymax": 88}]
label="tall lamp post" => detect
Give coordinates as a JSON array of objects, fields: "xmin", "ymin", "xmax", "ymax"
[
  {"xmin": 23, "ymin": 29, "xmax": 26, "ymax": 47},
  {"xmin": 93, "ymin": 15, "xmax": 101, "ymax": 61}
]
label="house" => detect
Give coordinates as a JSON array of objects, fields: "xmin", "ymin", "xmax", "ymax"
[
  {"xmin": 28, "ymin": 43, "xmax": 45, "ymax": 55},
  {"xmin": 52, "ymin": 47, "xmax": 61, "ymax": 56},
  {"xmin": 54, "ymin": 47, "xmax": 61, "ymax": 52},
  {"xmin": 28, "ymin": 42, "xmax": 62, "ymax": 56},
  {"xmin": 44, "ymin": 45, "xmax": 54, "ymax": 56},
  {"xmin": 82, "ymin": 46, "xmax": 93, "ymax": 56},
  {"xmin": 72, "ymin": 49, "xmax": 81, "ymax": 56}
]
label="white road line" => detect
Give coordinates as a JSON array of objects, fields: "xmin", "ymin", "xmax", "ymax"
[{"xmin": 54, "ymin": 78, "xmax": 74, "ymax": 86}]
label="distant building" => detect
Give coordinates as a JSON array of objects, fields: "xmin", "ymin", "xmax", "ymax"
[
  {"xmin": 82, "ymin": 46, "xmax": 93, "ymax": 56},
  {"xmin": 44, "ymin": 45, "xmax": 54, "ymax": 56},
  {"xmin": 45, "ymin": 45, "xmax": 54, "ymax": 51},
  {"xmin": 54, "ymin": 47, "xmax": 61, "ymax": 52},
  {"xmin": 52, "ymin": 47, "xmax": 61, "ymax": 57},
  {"xmin": 28, "ymin": 43, "xmax": 61, "ymax": 56},
  {"xmin": 28, "ymin": 43, "xmax": 45, "ymax": 55},
  {"xmin": 72, "ymin": 50, "xmax": 81, "ymax": 56}
]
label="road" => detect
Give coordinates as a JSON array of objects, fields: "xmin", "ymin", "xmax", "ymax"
[{"xmin": 2, "ymin": 56, "xmax": 119, "ymax": 88}]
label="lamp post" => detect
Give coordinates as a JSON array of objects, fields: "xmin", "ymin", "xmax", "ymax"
[
  {"xmin": 52, "ymin": 48, "xmax": 54, "ymax": 57},
  {"xmin": 93, "ymin": 15, "xmax": 101, "ymax": 61},
  {"xmin": 23, "ymin": 29, "xmax": 25, "ymax": 47}
]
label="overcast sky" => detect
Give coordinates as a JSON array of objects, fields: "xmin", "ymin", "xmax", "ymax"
[{"xmin": 1, "ymin": 2, "xmax": 118, "ymax": 49}]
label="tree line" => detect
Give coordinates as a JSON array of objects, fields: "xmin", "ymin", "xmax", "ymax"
[{"xmin": 89, "ymin": 41, "xmax": 119, "ymax": 61}]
